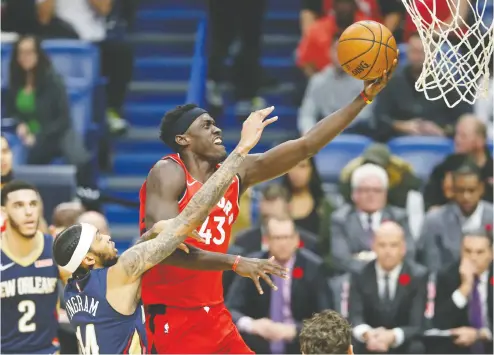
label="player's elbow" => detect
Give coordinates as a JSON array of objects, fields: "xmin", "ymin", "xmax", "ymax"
[{"xmin": 297, "ymin": 136, "xmax": 316, "ymax": 159}]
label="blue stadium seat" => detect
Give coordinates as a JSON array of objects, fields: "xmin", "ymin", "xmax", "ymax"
[
  {"xmin": 1, "ymin": 43, "xmax": 12, "ymax": 89},
  {"xmin": 388, "ymin": 136, "xmax": 454, "ymax": 155},
  {"xmin": 488, "ymin": 141, "xmax": 493, "ymax": 154},
  {"xmin": 2, "ymin": 131, "xmax": 26, "ymax": 166},
  {"xmin": 42, "ymin": 40, "xmax": 99, "ymax": 85},
  {"xmin": 14, "ymin": 165, "xmax": 76, "ymax": 223},
  {"xmin": 388, "ymin": 136, "xmax": 454, "ymax": 180},
  {"xmin": 314, "ymin": 134, "xmax": 373, "ymax": 183}
]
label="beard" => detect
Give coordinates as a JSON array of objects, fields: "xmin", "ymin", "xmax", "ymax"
[
  {"xmin": 9, "ymin": 216, "xmax": 38, "ymax": 239},
  {"xmin": 102, "ymin": 256, "xmax": 118, "ymax": 268}
]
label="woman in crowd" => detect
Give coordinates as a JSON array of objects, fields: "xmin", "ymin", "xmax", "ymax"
[
  {"xmin": 282, "ymin": 158, "xmax": 333, "ymax": 257},
  {"xmin": 6, "ymin": 35, "xmax": 98, "ymax": 209}
]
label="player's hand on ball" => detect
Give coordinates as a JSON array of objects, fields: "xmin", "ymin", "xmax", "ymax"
[
  {"xmin": 237, "ymin": 106, "xmax": 278, "ymax": 153},
  {"xmin": 363, "ymin": 51, "xmax": 399, "ymax": 100},
  {"xmin": 234, "ymin": 256, "xmax": 289, "ymax": 295}
]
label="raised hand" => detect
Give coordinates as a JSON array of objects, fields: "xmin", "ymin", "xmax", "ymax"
[
  {"xmin": 237, "ymin": 106, "xmax": 278, "ymax": 152},
  {"xmin": 234, "ymin": 256, "xmax": 289, "ymax": 295},
  {"xmin": 363, "ymin": 51, "xmax": 399, "ymax": 100}
]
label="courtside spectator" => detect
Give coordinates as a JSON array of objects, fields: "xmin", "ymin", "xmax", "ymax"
[
  {"xmin": 298, "ymin": 34, "xmax": 374, "ymax": 135},
  {"xmin": 340, "ymin": 143, "xmax": 421, "ymax": 208},
  {"xmin": 6, "ymin": 36, "xmax": 99, "ymax": 209},
  {"xmin": 350, "ymin": 222, "xmax": 427, "ymax": 354},
  {"xmin": 418, "ymin": 164, "xmax": 493, "ymax": 272},
  {"xmin": 234, "ymin": 184, "xmax": 319, "ymax": 255},
  {"xmin": 281, "ymin": 158, "xmax": 334, "ymax": 264},
  {"xmin": 227, "ymin": 216, "xmax": 333, "ymax": 354},
  {"xmin": 424, "ymin": 115, "xmax": 493, "ymax": 210},
  {"xmin": 373, "ymin": 32, "xmax": 472, "ymax": 141},
  {"xmin": 331, "ymin": 164, "xmax": 416, "ymax": 274},
  {"xmin": 77, "ymin": 210, "xmax": 110, "ymax": 235}
]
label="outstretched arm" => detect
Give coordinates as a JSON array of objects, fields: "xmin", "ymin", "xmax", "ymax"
[{"xmin": 238, "ymin": 60, "xmax": 398, "ymax": 189}]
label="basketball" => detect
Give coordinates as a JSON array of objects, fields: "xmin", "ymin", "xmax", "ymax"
[{"xmin": 337, "ymin": 21, "xmax": 398, "ymax": 80}]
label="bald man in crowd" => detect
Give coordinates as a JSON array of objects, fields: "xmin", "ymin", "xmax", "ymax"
[
  {"xmin": 349, "ymin": 221, "xmax": 427, "ymax": 354},
  {"xmin": 424, "ymin": 114, "xmax": 493, "ymax": 210},
  {"xmin": 77, "ymin": 210, "xmax": 110, "ymax": 235},
  {"xmin": 49, "ymin": 202, "xmax": 84, "ymax": 237}
]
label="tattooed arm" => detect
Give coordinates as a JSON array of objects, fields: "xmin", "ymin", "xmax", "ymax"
[{"xmin": 109, "ymin": 148, "xmax": 249, "ymax": 285}]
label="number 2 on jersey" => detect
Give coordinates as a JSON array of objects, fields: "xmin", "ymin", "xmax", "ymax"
[
  {"xmin": 18, "ymin": 300, "xmax": 36, "ymax": 332},
  {"xmin": 76, "ymin": 324, "xmax": 99, "ymax": 355},
  {"xmin": 198, "ymin": 216, "xmax": 225, "ymax": 245}
]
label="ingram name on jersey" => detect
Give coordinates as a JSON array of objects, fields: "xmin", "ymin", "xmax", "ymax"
[
  {"xmin": 1, "ymin": 233, "xmax": 59, "ymax": 354},
  {"xmin": 65, "ymin": 268, "xmax": 147, "ymax": 354}
]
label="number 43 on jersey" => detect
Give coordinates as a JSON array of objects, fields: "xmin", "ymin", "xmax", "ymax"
[{"xmin": 198, "ymin": 215, "xmax": 232, "ymax": 245}]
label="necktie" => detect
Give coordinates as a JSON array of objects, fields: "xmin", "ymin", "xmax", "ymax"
[
  {"xmin": 468, "ymin": 277, "xmax": 485, "ymax": 354},
  {"xmin": 366, "ymin": 213, "xmax": 374, "ymax": 248},
  {"xmin": 269, "ymin": 275, "xmax": 285, "ymax": 354},
  {"xmin": 383, "ymin": 274, "xmax": 392, "ymax": 303}
]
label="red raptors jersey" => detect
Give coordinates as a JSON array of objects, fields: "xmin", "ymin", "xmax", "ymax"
[{"xmin": 139, "ymin": 154, "xmax": 241, "ymax": 308}]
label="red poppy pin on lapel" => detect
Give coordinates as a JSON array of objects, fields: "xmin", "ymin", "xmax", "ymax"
[
  {"xmin": 293, "ymin": 267, "xmax": 304, "ymax": 279},
  {"xmin": 398, "ymin": 274, "xmax": 411, "ymax": 286}
]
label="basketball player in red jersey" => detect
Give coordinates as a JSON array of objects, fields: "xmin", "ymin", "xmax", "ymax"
[{"xmin": 139, "ymin": 65, "xmax": 397, "ymax": 353}]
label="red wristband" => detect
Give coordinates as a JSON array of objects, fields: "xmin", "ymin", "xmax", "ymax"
[
  {"xmin": 360, "ymin": 91, "xmax": 373, "ymax": 104},
  {"xmin": 232, "ymin": 255, "xmax": 241, "ymax": 272}
]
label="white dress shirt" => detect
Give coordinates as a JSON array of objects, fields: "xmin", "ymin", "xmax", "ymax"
[
  {"xmin": 451, "ymin": 270, "xmax": 492, "ymax": 339},
  {"xmin": 358, "ymin": 211, "xmax": 382, "ymax": 232},
  {"xmin": 458, "ymin": 202, "xmax": 484, "ymax": 232},
  {"xmin": 353, "ymin": 263, "xmax": 406, "ymax": 348}
]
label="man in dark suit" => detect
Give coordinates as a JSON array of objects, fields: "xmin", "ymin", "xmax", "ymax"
[
  {"xmin": 432, "ymin": 229, "xmax": 493, "ymax": 354},
  {"xmin": 350, "ymin": 221, "xmax": 427, "ymax": 354},
  {"xmin": 226, "ymin": 215, "xmax": 333, "ymax": 354},
  {"xmin": 234, "ymin": 184, "xmax": 318, "ymax": 254},
  {"xmin": 331, "ymin": 164, "xmax": 416, "ymax": 274}
]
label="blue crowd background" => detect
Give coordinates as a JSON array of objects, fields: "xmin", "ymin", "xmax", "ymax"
[{"xmin": 1, "ymin": 0, "xmax": 493, "ymax": 354}]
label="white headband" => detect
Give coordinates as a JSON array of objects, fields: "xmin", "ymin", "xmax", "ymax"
[{"xmin": 62, "ymin": 222, "xmax": 97, "ymax": 273}]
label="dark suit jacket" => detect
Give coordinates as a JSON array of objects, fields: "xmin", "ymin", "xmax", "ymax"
[
  {"xmin": 432, "ymin": 262, "xmax": 493, "ymax": 354},
  {"xmin": 234, "ymin": 226, "xmax": 319, "ymax": 256},
  {"xmin": 331, "ymin": 204, "xmax": 416, "ymax": 274},
  {"xmin": 349, "ymin": 260, "xmax": 428, "ymax": 354},
  {"xmin": 226, "ymin": 249, "xmax": 333, "ymax": 354}
]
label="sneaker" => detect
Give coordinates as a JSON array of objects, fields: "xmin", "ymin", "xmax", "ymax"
[{"xmin": 107, "ymin": 109, "xmax": 128, "ymax": 135}]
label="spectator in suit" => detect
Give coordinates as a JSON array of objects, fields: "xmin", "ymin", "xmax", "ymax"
[
  {"xmin": 350, "ymin": 221, "xmax": 427, "ymax": 354},
  {"xmin": 331, "ymin": 163, "xmax": 416, "ymax": 274},
  {"xmin": 339, "ymin": 143, "xmax": 421, "ymax": 208},
  {"xmin": 234, "ymin": 184, "xmax": 318, "ymax": 255},
  {"xmin": 417, "ymin": 164, "xmax": 493, "ymax": 272},
  {"xmin": 227, "ymin": 216, "xmax": 333, "ymax": 354},
  {"xmin": 300, "ymin": 309, "xmax": 354, "ymax": 354},
  {"xmin": 432, "ymin": 229, "xmax": 493, "ymax": 354},
  {"xmin": 424, "ymin": 115, "xmax": 493, "ymax": 210},
  {"xmin": 281, "ymin": 158, "xmax": 333, "ymax": 256}
]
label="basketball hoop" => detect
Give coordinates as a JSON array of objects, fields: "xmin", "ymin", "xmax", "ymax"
[{"xmin": 401, "ymin": 0, "xmax": 494, "ymax": 108}]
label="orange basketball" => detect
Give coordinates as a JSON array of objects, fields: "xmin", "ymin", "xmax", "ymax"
[{"xmin": 337, "ymin": 20, "xmax": 397, "ymax": 80}]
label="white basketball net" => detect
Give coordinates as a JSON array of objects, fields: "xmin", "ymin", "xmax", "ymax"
[{"xmin": 401, "ymin": 0, "xmax": 494, "ymax": 107}]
